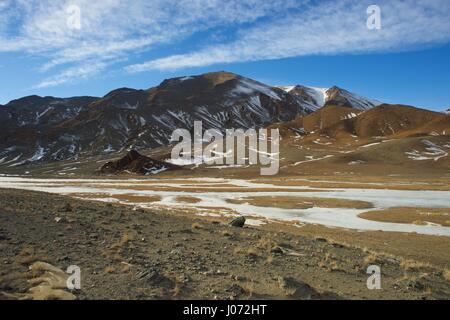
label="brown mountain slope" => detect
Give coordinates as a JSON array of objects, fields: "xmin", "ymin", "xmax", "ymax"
[
  {"xmin": 319, "ymin": 104, "xmax": 450, "ymax": 139},
  {"xmin": 268, "ymin": 105, "xmax": 361, "ymax": 137}
]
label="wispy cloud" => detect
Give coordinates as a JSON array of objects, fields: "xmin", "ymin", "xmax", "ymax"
[
  {"xmin": 0, "ymin": 0, "xmax": 296, "ymax": 87},
  {"xmin": 1, "ymin": 0, "xmax": 450, "ymax": 87},
  {"xmin": 126, "ymin": 0, "xmax": 450, "ymax": 72},
  {"xmin": 32, "ymin": 61, "xmax": 109, "ymax": 89}
]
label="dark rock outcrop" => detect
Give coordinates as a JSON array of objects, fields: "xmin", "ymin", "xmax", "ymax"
[{"xmin": 100, "ymin": 150, "xmax": 177, "ymax": 175}]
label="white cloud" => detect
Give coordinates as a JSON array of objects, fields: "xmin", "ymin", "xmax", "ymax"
[
  {"xmin": 32, "ymin": 61, "xmax": 109, "ymax": 89},
  {"xmin": 0, "ymin": 0, "xmax": 297, "ymax": 87},
  {"xmin": 1, "ymin": 0, "xmax": 450, "ymax": 87},
  {"xmin": 126, "ymin": 0, "xmax": 450, "ymax": 72}
]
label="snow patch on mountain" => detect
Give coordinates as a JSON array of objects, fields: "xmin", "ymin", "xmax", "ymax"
[
  {"xmin": 278, "ymin": 85, "xmax": 381, "ymax": 110},
  {"xmin": 232, "ymin": 78, "xmax": 281, "ymax": 101},
  {"xmin": 29, "ymin": 146, "xmax": 45, "ymax": 162},
  {"xmin": 306, "ymin": 87, "xmax": 328, "ymax": 107},
  {"xmin": 406, "ymin": 140, "xmax": 448, "ymax": 161}
]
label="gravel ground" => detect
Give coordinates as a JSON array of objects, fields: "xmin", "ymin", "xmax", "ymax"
[{"xmin": 0, "ymin": 189, "xmax": 449, "ymax": 300}]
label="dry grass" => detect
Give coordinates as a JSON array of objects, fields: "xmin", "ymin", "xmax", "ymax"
[
  {"xmin": 191, "ymin": 222, "xmax": 204, "ymax": 230},
  {"xmin": 220, "ymin": 229, "xmax": 234, "ymax": 237},
  {"xmin": 227, "ymin": 196, "xmax": 374, "ymax": 210},
  {"xmin": 363, "ymin": 253, "xmax": 379, "ymax": 267},
  {"xmin": 171, "ymin": 284, "xmax": 181, "ymax": 298},
  {"xmin": 319, "ymin": 252, "xmax": 342, "ymax": 272},
  {"xmin": 17, "ymin": 247, "xmax": 49, "ymax": 266},
  {"xmin": 104, "ymin": 266, "xmax": 116, "ymax": 274},
  {"xmin": 176, "ymin": 196, "xmax": 202, "ymax": 204},
  {"xmin": 443, "ymin": 269, "xmax": 450, "ymax": 282},
  {"xmin": 241, "ymin": 280, "xmax": 256, "ymax": 298},
  {"xmin": 234, "ymin": 246, "xmax": 259, "ymax": 258},
  {"xmin": 121, "ymin": 262, "xmax": 132, "ymax": 273},
  {"xmin": 400, "ymin": 259, "xmax": 433, "ymax": 271},
  {"xmin": 256, "ymin": 238, "xmax": 278, "ymax": 252},
  {"xmin": 359, "ymin": 207, "xmax": 450, "ymax": 227},
  {"xmin": 102, "ymin": 232, "xmax": 136, "ymax": 262}
]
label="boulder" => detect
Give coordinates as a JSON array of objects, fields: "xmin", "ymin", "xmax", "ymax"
[{"xmin": 229, "ymin": 216, "xmax": 246, "ymax": 228}]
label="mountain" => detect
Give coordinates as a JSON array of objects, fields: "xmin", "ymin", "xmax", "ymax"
[
  {"xmin": 4, "ymin": 71, "xmax": 446, "ymax": 171},
  {"xmin": 0, "ymin": 72, "xmax": 310, "ymax": 165},
  {"xmin": 275, "ymin": 104, "xmax": 450, "ymax": 139},
  {"xmin": 277, "ymin": 85, "xmax": 381, "ymax": 110},
  {"xmin": 0, "ymin": 95, "xmax": 99, "ymax": 129},
  {"xmin": 445, "ymin": 108, "xmax": 450, "ymax": 115}
]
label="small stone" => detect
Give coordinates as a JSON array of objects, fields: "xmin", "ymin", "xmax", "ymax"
[
  {"xmin": 271, "ymin": 246, "xmax": 284, "ymax": 255},
  {"xmin": 277, "ymin": 276, "xmax": 318, "ymax": 299},
  {"xmin": 62, "ymin": 203, "xmax": 73, "ymax": 212},
  {"xmin": 229, "ymin": 216, "xmax": 246, "ymax": 228}
]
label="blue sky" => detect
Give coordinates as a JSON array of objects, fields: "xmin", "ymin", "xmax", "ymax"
[{"xmin": 1, "ymin": 0, "xmax": 450, "ymax": 111}]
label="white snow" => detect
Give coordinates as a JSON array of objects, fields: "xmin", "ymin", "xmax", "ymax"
[
  {"xmin": 28, "ymin": 146, "xmax": 45, "ymax": 162},
  {"xmin": 35, "ymin": 107, "xmax": 53, "ymax": 122},
  {"xmin": 103, "ymin": 145, "xmax": 115, "ymax": 153},
  {"xmin": 304, "ymin": 86, "xmax": 328, "ymax": 107},
  {"xmin": 406, "ymin": 140, "xmax": 448, "ymax": 161},
  {"xmin": 232, "ymin": 79, "xmax": 281, "ymax": 101},
  {"xmin": 276, "ymin": 86, "xmax": 296, "ymax": 92},
  {"xmin": 293, "ymin": 155, "xmax": 334, "ymax": 166},
  {"xmin": 359, "ymin": 142, "xmax": 381, "ymax": 148},
  {"xmin": 341, "ymin": 113, "xmax": 358, "ymax": 120},
  {"xmin": 348, "ymin": 160, "xmax": 365, "ymax": 165}
]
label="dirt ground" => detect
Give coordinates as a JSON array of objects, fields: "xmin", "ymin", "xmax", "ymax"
[{"xmin": 1, "ymin": 189, "xmax": 449, "ymax": 300}]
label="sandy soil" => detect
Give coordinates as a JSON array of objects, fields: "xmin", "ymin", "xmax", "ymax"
[{"xmin": 1, "ymin": 189, "xmax": 449, "ymax": 300}]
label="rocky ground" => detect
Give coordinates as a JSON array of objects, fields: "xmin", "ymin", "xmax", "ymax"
[{"xmin": 0, "ymin": 189, "xmax": 449, "ymax": 300}]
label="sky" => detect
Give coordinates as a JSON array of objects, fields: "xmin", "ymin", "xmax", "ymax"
[{"xmin": 0, "ymin": 0, "xmax": 450, "ymax": 111}]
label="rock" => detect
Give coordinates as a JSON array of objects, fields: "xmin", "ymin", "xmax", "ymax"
[
  {"xmin": 226, "ymin": 284, "xmax": 245, "ymax": 298},
  {"xmin": 137, "ymin": 268, "xmax": 175, "ymax": 289},
  {"xmin": 406, "ymin": 280, "xmax": 424, "ymax": 291},
  {"xmin": 99, "ymin": 150, "xmax": 179, "ymax": 175},
  {"xmin": 277, "ymin": 276, "xmax": 319, "ymax": 299},
  {"xmin": 229, "ymin": 216, "xmax": 246, "ymax": 228},
  {"xmin": 62, "ymin": 203, "xmax": 73, "ymax": 212},
  {"xmin": 271, "ymin": 246, "xmax": 284, "ymax": 255}
]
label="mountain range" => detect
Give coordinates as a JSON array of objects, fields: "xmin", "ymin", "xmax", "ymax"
[{"xmin": 0, "ymin": 71, "xmax": 449, "ymax": 169}]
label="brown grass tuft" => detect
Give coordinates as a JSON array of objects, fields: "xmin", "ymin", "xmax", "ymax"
[
  {"xmin": 443, "ymin": 269, "xmax": 450, "ymax": 281},
  {"xmin": 191, "ymin": 222, "xmax": 204, "ymax": 230},
  {"xmin": 104, "ymin": 266, "xmax": 116, "ymax": 274},
  {"xmin": 400, "ymin": 259, "xmax": 433, "ymax": 271}
]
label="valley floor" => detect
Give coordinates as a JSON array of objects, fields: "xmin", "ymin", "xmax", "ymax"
[{"xmin": 0, "ymin": 187, "xmax": 449, "ymax": 300}]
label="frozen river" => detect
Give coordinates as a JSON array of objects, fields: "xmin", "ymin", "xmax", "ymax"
[{"xmin": 1, "ymin": 176, "xmax": 450, "ymax": 236}]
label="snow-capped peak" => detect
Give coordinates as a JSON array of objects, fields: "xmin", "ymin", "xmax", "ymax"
[{"xmin": 277, "ymin": 84, "xmax": 381, "ymax": 111}]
